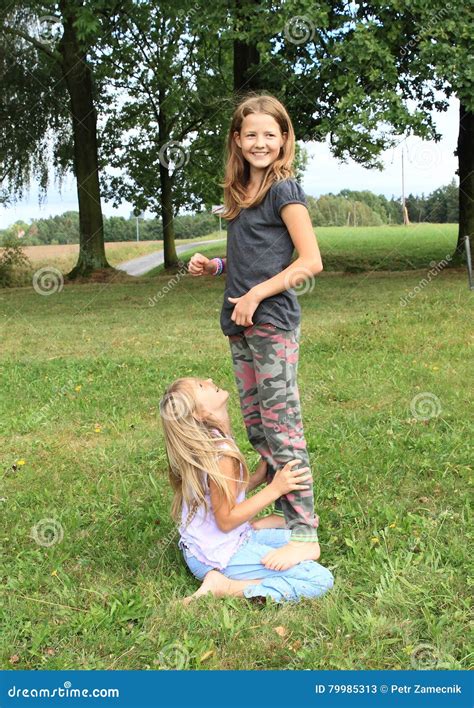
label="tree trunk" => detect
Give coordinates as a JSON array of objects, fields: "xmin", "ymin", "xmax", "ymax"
[
  {"xmin": 59, "ymin": 1, "xmax": 111, "ymax": 278},
  {"xmin": 158, "ymin": 98, "xmax": 179, "ymax": 270},
  {"xmin": 454, "ymin": 101, "xmax": 474, "ymax": 260},
  {"xmin": 233, "ymin": 0, "xmax": 261, "ymax": 93},
  {"xmin": 159, "ymin": 161, "xmax": 179, "ymax": 269}
]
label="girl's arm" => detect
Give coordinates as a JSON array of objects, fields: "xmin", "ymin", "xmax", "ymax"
[
  {"xmin": 251, "ymin": 204, "xmax": 322, "ymax": 301},
  {"xmin": 209, "ymin": 456, "xmax": 310, "ymax": 533},
  {"xmin": 246, "ymin": 456, "xmax": 267, "ymax": 493},
  {"xmin": 208, "ymin": 257, "xmax": 226, "ymax": 275}
]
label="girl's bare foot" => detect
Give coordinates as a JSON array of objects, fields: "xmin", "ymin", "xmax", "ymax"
[
  {"xmin": 251, "ymin": 513, "xmax": 287, "ymax": 530},
  {"xmin": 183, "ymin": 570, "xmax": 264, "ymax": 605},
  {"xmin": 183, "ymin": 570, "xmax": 231, "ymax": 605},
  {"xmin": 261, "ymin": 541, "xmax": 321, "ymax": 571}
]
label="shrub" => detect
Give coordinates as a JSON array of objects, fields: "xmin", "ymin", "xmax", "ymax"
[{"xmin": 0, "ymin": 236, "xmax": 31, "ymax": 287}]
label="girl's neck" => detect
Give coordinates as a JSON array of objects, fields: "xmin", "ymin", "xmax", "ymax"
[
  {"xmin": 210, "ymin": 411, "xmax": 232, "ymax": 437},
  {"xmin": 247, "ymin": 170, "xmax": 265, "ymax": 191}
]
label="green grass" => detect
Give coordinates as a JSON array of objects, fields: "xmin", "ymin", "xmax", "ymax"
[
  {"xmin": 0, "ymin": 225, "xmax": 472, "ymax": 670},
  {"xmin": 150, "ymin": 223, "xmax": 458, "ymax": 275}
]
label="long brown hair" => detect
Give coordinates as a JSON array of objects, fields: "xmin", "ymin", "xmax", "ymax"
[
  {"xmin": 222, "ymin": 93, "xmax": 297, "ymax": 220},
  {"xmin": 159, "ymin": 377, "xmax": 250, "ymax": 525}
]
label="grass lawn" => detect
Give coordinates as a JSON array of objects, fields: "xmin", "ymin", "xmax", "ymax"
[
  {"xmin": 150, "ymin": 223, "xmax": 458, "ymax": 275},
  {"xmin": 0, "ymin": 224, "xmax": 472, "ymax": 670}
]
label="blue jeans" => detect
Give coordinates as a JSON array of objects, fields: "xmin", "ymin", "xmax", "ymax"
[{"xmin": 182, "ymin": 529, "xmax": 334, "ymax": 603}]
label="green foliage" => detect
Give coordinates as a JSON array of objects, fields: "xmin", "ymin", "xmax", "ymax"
[{"xmin": 0, "ymin": 235, "xmax": 30, "ymax": 286}]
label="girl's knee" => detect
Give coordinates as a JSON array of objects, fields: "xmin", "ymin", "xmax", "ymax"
[
  {"xmin": 299, "ymin": 561, "xmax": 334, "ymax": 594},
  {"xmin": 314, "ymin": 565, "xmax": 334, "ymax": 593}
]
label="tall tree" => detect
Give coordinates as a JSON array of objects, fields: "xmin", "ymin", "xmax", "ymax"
[
  {"xmin": 346, "ymin": 1, "xmax": 474, "ymax": 259},
  {"xmin": 1, "ymin": 0, "xmax": 113, "ymax": 277},
  {"xmin": 96, "ymin": 0, "xmax": 235, "ymax": 269},
  {"xmin": 0, "ymin": 5, "xmax": 69, "ymax": 203}
]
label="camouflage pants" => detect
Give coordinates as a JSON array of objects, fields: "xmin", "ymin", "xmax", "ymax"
[{"xmin": 228, "ymin": 322, "xmax": 319, "ymax": 541}]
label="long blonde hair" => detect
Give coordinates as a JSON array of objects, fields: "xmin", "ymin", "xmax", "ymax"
[
  {"xmin": 222, "ymin": 92, "xmax": 297, "ymax": 220},
  {"xmin": 159, "ymin": 377, "xmax": 250, "ymax": 526}
]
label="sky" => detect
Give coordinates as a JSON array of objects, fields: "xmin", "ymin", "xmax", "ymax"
[{"xmin": 0, "ymin": 95, "xmax": 459, "ymax": 230}]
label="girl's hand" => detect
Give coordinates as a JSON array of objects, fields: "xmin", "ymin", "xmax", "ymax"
[
  {"xmin": 188, "ymin": 253, "xmax": 216, "ymax": 276},
  {"xmin": 270, "ymin": 460, "xmax": 311, "ymax": 497},
  {"xmin": 228, "ymin": 290, "xmax": 261, "ymax": 327}
]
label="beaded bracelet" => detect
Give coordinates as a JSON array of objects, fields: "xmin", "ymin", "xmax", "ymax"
[{"xmin": 210, "ymin": 257, "xmax": 224, "ymax": 276}]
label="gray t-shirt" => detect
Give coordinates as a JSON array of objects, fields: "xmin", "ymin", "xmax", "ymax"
[{"xmin": 220, "ymin": 178, "xmax": 308, "ymax": 336}]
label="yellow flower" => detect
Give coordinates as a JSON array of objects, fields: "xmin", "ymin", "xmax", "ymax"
[
  {"xmin": 51, "ymin": 569, "xmax": 58, "ymax": 577},
  {"xmin": 389, "ymin": 523, "xmax": 396, "ymax": 528},
  {"xmin": 75, "ymin": 385, "xmax": 82, "ymax": 392},
  {"xmin": 17, "ymin": 459, "xmax": 26, "ymax": 466},
  {"xmin": 432, "ymin": 366, "xmax": 439, "ymax": 371},
  {"xmin": 94, "ymin": 426, "xmax": 102, "ymax": 433},
  {"xmin": 371, "ymin": 537, "xmax": 380, "ymax": 545},
  {"xmin": 403, "ymin": 645, "xmax": 414, "ymax": 655}
]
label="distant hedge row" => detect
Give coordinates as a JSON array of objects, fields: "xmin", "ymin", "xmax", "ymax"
[{"xmin": 1, "ymin": 181, "xmax": 458, "ymax": 246}]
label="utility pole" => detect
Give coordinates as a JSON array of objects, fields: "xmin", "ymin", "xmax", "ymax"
[{"xmin": 401, "ymin": 147, "xmax": 410, "ymax": 226}]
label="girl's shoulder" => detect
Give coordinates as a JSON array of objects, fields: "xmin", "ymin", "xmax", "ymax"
[
  {"xmin": 209, "ymin": 426, "xmax": 235, "ymax": 450},
  {"xmin": 270, "ymin": 177, "xmax": 306, "ymax": 197},
  {"xmin": 269, "ymin": 178, "xmax": 308, "ymax": 218}
]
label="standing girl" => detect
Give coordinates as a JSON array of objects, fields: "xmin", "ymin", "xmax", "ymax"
[{"xmin": 189, "ymin": 93, "xmax": 324, "ymax": 571}]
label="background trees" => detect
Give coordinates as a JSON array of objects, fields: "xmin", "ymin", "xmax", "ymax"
[{"xmin": 1, "ymin": 0, "xmax": 471, "ymax": 274}]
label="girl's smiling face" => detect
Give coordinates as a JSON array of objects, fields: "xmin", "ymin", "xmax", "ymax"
[
  {"xmin": 234, "ymin": 113, "xmax": 287, "ymax": 170},
  {"xmin": 193, "ymin": 378, "xmax": 229, "ymax": 418}
]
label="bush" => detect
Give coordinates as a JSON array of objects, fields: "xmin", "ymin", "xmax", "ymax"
[{"xmin": 0, "ymin": 236, "xmax": 31, "ymax": 287}]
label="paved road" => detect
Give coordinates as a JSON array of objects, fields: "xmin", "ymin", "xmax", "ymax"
[{"xmin": 116, "ymin": 238, "xmax": 226, "ymax": 277}]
